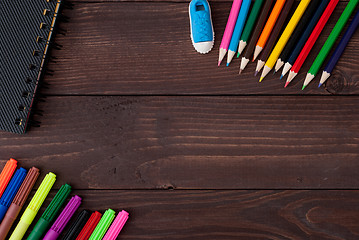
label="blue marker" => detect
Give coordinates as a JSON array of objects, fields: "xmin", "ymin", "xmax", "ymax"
[
  {"xmin": 280, "ymin": 0, "xmax": 330, "ymax": 78},
  {"xmin": 0, "ymin": 168, "xmax": 27, "ymax": 221},
  {"xmin": 226, "ymin": 0, "xmax": 251, "ymax": 66}
]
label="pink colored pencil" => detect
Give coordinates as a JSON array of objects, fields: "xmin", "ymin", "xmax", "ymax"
[{"xmin": 218, "ymin": 0, "xmax": 243, "ymax": 66}]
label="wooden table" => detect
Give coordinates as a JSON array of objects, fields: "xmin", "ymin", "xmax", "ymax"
[{"xmin": 1, "ymin": 0, "xmax": 359, "ymax": 239}]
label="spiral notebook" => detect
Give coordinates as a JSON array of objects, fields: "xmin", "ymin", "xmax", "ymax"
[{"xmin": 0, "ymin": 0, "xmax": 64, "ymax": 134}]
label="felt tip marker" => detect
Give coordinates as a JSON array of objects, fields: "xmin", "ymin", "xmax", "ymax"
[
  {"xmin": 0, "ymin": 159, "xmax": 18, "ymax": 199},
  {"xmin": 103, "ymin": 210, "xmax": 129, "ymax": 240},
  {"xmin": 27, "ymin": 184, "xmax": 72, "ymax": 240},
  {"xmin": 43, "ymin": 195, "xmax": 82, "ymax": 240},
  {"xmin": 0, "ymin": 167, "xmax": 40, "ymax": 240},
  {"xmin": 76, "ymin": 211, "xmax": 102, "ymax": 240},
  {"xmin": 9, "ymin": 172, "xmax": 56, "ymax": 240},
  {"xmin": 89, "ymin": 209, "xmax": 116, "ymax": 240},
  {"xmin": 0, "ymin": 168, "xmax": 27, "ymax": 221}
]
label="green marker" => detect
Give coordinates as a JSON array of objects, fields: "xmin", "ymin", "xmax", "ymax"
[
  {"xmin": 237, "ymin": 0, "xmax": 265, "ymax": 57},
  {"xmin": 89, "ymin": 209, "xmax": 115, "ymax": 240},
  {"xmin": 27, "ymin": 184, "xmax": 72, "ymax": 240},
  {"xmin": 303, "ymin": 0, "xmax": 358, "ymax": 89}
]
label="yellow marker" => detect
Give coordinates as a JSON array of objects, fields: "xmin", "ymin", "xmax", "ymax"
[
  {"xmin": 9, "ymin": 172, "xmax": 56, "ymax": 240},
  {"xmin": 260, "ymin": 0, "xmax": 311, "ymax": 81}
]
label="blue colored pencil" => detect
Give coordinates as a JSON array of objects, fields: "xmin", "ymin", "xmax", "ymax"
[
  {"xmin": 280, "ymin": 0, "xmax": 330, "ymax": 79},
  {"xmin": 0, "ymin": 168, "xmax": 27, "ymax": 221},
  {"xmin": 226, "ymin": 0, "xmax": 251, "ymax": 66},
  {"xmin": 319, "ymin": 10, "xmax": 359, "ymax": 87}
]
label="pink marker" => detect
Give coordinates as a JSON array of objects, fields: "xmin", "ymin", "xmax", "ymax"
[
  {"xmin": 102, "ymin": 210, "xmax": 129, "ymax": 240},
  {"xmin": 218, "ymin": 0, "xmax": 243, "ymax": 66}
]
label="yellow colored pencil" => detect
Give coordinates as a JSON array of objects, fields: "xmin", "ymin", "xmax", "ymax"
[{"xmin": 259, "ymin": 0, "xmax": 311, "ymax": 82}]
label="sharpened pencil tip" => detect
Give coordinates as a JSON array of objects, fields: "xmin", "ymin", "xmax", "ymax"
[
  {"xmin": 239, "ymin": 69, "xmax": 242, "ymax": 75},
  {"xmin": 302, "ymin": 85, "xmax": 306, "ymax": 91},
  {"xmin": 280, "ymin": 75, "xmax": 283, "ymax": 80},
  {"xmin": 284, "ymin": 82, "xmax": 289, "ymax": 88},
  {"xmin": 254, "ymin": 71, "xmax": 258, "ymax": 76},
  {"xmin": 237, "ymin": 53, "xmax": 240, "ymax": 58},
  {"xmin": 273, "ymin": 71, "xmax": 276, "ymax": 75},
  {"xmin": 318, "ymin": 83, "xmax": 322, "ymax": 88},
  {"xmin": 226, "ymin": 62, "xmax": 229, "ymax": 67},
  {"xmin": 218, "ymin": 61, "xmax": 221, "ymax": 67},
  {"xmin": 259, "ymin": 77, "xmax": 263, "ymax": 82}
]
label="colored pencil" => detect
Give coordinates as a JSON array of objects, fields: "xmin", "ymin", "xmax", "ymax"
[
  {"xmin": 285, "ymin": 0, "xmax": 339, "ymax": 87},
  {"xmin": 319, "ymin": 10, "xmax": 359, "ymax": 87},
  {"xmin": 218, "ymin": 0, "xmax": 243, "ymax": 66},
  {"xmin": 281, "ymin": 0, "xmax": 330, "ymax": 79},
  {"xmin": 238, "ymin": 0, "xmax": 274, "ymax": 73},
  {"xmin": 253, "ymin": 0, "xmax": 294, "ymax": 75},
  {"xmin": 237, "ymin": 0, "xmax": 265, "ymax": 55},
  {"xmin": 260, "ymin": 0, "xmax": 311, "ymax": 82},
  {"xmin": 303, "ymin": 0, "xmax": 359, "ymax": 89},
  {"xmin": 0, "ymin": 159, "xmax": 17, "ymax": 199},
  {"xmin": 275, "ymin": 0, "xmax": 322, "ymax": 72},
  {"xmin": 253, "ymin": 0, "xmax": 286, "ymax": 61},
  {"xmin": 227, "ymin": 0, "xmax": 251, "ymax": 65}
]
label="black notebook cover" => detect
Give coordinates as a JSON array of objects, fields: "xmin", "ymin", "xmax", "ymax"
[{"xmin": 0, "ymin": 0, "xmax": 63, "ymax": 134}]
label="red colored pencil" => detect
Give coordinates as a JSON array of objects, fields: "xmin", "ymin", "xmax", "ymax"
[{"xmin": 285, "ymin": 0, "xmax": 339, "ymax": 87}]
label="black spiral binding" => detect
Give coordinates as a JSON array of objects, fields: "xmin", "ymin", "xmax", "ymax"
[{"xmin": 0, "ymin": 0, "xmax": 66, "ymax": 134}]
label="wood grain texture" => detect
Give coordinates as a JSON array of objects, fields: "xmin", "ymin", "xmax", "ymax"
[
  {"xmin": 45, "ymin": 1, "xmax": 359, "ymax": 95},
  {"xmin": 1, "ymin": 96, "xmax": 358, "ymax": 189},
  {"xmin": 19, "ymin": 190, "xmax": 359, "ymax": 239}
]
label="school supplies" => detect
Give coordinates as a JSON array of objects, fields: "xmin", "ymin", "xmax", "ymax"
[
  {"xmin": 89, "ymin": 209, "xmax": 116, "ymax": 240},
  {"xmin": 227, "ymin": 0, "xmax": 251, "ymax": 65},
  {"xmin": 63, "ymin": 210, "xmax": 92, "ymax": 240},
  {"xmin": 9, "ymin": 172, "xmax": 56, "ymax": 240},
  {"xmin": 281, "ymin": 0, "xmax": 330, "ymax": 78},
  {"xmin": 103, "ymin": 211, "xmax": 129, "ymax": 240},
  {"xmin": 0, "ymin": 159, "xmax": 17, "ymax": 198},
  {"xmin": 239, "ymin": 0, "xmax": 274, "ymax": 72},
  {"xmin": 27, "ymin": 184, "xmax": 72, "ymax": 240},
  {"xmin": 76, "ymin": 211, "xmax": 102, "ymax": 240},
  {"xmin": 253, "ymin": 0, "xmax": 294, "ymax": 75},
  {"xmin": 218, "ymin": 0, "xmax": 243, "ymax": 66},
  {"xmin": 303, "ymin": 0, "xmax": 359, "ymax": 89},
  {"xmin": 0, "ymin": 167, "xmax": 40, "ymax": 240},
  {"xmin": 319, "ymin": 10, "xmax": 359, "ymax": 87},
  {"xmin": 275, "ymin": 0, "xmax": 322, "ymax": 72},
  {"xmin": 189, "ymin": 0, "xmax": 215, "ymax": 54},
  {"xmin": 237, "ymin": 0, "xmax": 265, "ymax": 55},
  {"xmin": 0, "ymin": 168, "xmax": 27, "ymax": 221},
  {"xmin": 285, "ymin": 0, "xmax": 339, "ymax": 87},
  {"xmin": 260, "ymin": 0, "xmax": 311, "ymax": 82},
  {"xmin": 0, "ymin": 0, "xmax": 64, "ymax": 134},
  {"xmin": 253, "ymin": 0, "xmax": 286, "ymax": 60},
  {"xmin": 43, "ymin": 195, "xmax": 82, "ymax": 240}
]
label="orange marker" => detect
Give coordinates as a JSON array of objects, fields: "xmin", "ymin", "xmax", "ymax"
[
  {"xmin": 253, "ymin": 0, "xmax": 286, "ymax": 61},
  {"xmin": 0, "ymin": 159, "xmax": 17, "ymax": 198}
]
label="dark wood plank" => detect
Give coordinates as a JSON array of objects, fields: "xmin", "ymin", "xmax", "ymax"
[
  {"xmin": 1, "ymin": 96, "xmax": 359, "ymax": 189},
  {"xmin": 46, "ymin": 2, "xmax": 359, "ymax": 95},
  {"xmin": 21, "ymin": 190, "xmax": 359, "ymax": 239}
]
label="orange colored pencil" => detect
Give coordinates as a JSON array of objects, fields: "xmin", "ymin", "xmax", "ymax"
[
  {"xmin": 253, "ymin": 0, "xmax": 286, "ymax": 61},
  {"xmin": 0, "ymin": 158, "xmax": 17, "ymax": 198}
]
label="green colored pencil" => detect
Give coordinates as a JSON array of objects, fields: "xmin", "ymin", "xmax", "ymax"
[
  {"xmin": 237, "ymin": 0, "xmax": 265, "ymax": 56},
  {"xmin": 303, "ymin": 0, "xmax": 358, "ymax": 89}
]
